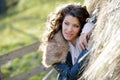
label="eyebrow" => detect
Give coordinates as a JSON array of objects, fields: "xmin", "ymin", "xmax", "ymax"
[{"xmin": 64, "ymin": 19, "xmax": 80, "ymax": 25}]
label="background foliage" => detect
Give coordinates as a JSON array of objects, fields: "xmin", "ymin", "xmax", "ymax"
[{"xmin": 0, "ymin": 0, "xmax": 83, "ymax": 79}]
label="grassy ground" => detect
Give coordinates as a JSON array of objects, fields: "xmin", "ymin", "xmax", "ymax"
[{"xmin": 0, "ymin": 0, "xmax": 84, "ymax": 79}]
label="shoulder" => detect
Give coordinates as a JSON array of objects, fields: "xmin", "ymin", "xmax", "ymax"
[{"xmin": 42, "ymin": 31, "xmax": 69, "ymax": 68}]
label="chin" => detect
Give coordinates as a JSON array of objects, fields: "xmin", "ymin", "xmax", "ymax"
[
  {"xmin": 64, "ymin": 37, "xmax": 72, "ymax": 41},
  {"xmin": 63, "ymin": 35, "xmax": 72, "ymax": 41}
]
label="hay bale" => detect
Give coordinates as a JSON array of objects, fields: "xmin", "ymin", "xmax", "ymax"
[{"xmin": 79, "ymin": 0, "xmax": 120, "ymax": 80}]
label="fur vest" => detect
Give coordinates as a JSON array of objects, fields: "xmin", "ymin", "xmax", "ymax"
[{"xmin": 42, "ymin": 31, "xmax": 69, "ymax": 67}]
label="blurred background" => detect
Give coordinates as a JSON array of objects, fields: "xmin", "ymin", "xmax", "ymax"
[{"xmin": 0, "ymin": 0, "xmax": 83, "ymax": 80}]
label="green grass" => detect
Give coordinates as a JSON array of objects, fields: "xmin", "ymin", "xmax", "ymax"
[{"xmin": 0, "ymin": 0, "xmax": 84, "ymax": 79}]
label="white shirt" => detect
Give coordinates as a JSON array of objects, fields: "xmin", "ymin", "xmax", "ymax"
[{"xmin": 68, "ymin": 38, "xmax": 82, "ymax": 65}]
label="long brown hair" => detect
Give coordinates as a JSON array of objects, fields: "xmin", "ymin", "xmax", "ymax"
[{"xmin": 46, "ymin": 2, "xmax": 89, "ymax": 41}]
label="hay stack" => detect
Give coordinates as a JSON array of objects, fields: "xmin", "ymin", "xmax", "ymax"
[{"xmin": 79, "ymin": 0, "xmax": 120, "ymax": 80}]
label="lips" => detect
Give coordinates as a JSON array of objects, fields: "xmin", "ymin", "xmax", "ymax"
[{"xmin": 65, "ymin": 33, "xmax": 72, "ymax": 37}]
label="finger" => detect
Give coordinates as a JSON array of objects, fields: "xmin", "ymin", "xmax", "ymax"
[
  {"xmin": 83, "ymin": 37, "xmax": 88, "ymax": 47},
  {"xmin": 79, "ymin": 36, "xmax": 86, "ymax": 50},
  {"xmin": 81, "ymin": 35, "xmax": 88, "ymax": 48},
  {"xmin": 79, "ymin": 37, "xmax": 84, "ymax": 50},
  {"xmin": 79, "ymin": 40, "xmax": 85, "ymax": 50}
]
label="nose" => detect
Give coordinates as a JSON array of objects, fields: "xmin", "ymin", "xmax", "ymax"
[{"xmin": 68, "ymin": 25, "xmax": 72, "ymax": 32}]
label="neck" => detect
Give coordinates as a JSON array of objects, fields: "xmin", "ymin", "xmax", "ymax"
[{"xmin": 69, "ymin": 38, "xmax": 77, "ymax": 47}]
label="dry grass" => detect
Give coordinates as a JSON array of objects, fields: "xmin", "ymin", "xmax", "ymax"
[{"xmin": 79, "ymin": 0, "xmax": 120, "ymax": 80}]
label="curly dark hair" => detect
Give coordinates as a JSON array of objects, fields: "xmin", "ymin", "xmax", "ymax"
[{"xmin": 46, "ymin": 2, "xmax": 89, "ymax": 41}]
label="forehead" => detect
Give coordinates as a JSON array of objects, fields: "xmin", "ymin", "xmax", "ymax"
[{"xmin": 64, "ymin": 14, "xmax": 80, "ymax": 24}]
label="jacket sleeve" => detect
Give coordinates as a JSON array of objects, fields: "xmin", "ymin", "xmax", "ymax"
[{"xmin": 52, "ymin": 49, "xmax": 88, "ymax": 79}]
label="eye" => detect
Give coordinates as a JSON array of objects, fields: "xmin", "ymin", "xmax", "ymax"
[
  {"xmin": 64, "ymin": 22, "xmax": 69, "ymax": 25},
  {"xmin": 73, "ymin": 24, "xmax": 80, "ymax": 28}
]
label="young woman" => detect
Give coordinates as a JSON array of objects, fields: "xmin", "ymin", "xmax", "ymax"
[{"xmin": 40, "ymin": 2, "xmax": 94, "ymax": 80}]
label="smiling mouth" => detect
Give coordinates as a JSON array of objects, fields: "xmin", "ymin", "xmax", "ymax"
[{"xmin": 65, "ymin": 33, "xmax": 72, "ymax": 37}]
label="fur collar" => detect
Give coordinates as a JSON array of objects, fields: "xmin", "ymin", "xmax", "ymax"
[{"xmin": 42, "ymin": 31, "xmax": 69, "ymax": 67}]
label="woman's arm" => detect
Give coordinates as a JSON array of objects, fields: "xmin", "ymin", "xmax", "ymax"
[
  {"xmin": 79, "ymin": 22, "xmax": 94, "ymax": 50},
  {"xmin": 79, "ymin": 7, "xmax": 100, "ymax": 50}
]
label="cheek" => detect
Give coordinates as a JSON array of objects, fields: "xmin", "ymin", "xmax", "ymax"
[
  {"xmin": 62, "ymin": 23, "xmax": 66, "ymax": 31},
  {"xmin": 75, "ymin": 28, "xmax": 80, "ymax": 36},
  {"xmin": 62, "ymin": 23, "xmax": 65, "ymax": 35}
]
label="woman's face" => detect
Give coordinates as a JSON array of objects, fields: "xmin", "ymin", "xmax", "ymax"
[{"xmin": 62, "ymin": 14, "xmax": 81, "ymax": 45}]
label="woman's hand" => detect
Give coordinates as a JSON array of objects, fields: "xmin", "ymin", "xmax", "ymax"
[
  {"xmin": 79, "ymin": 33, "xmax": 88, "ymax": 50},
  {"xmin": 79, "ymin": 22, "xmax": 94, "ymax": 50},
  {"xmin": 79, "ymin": 31, "xmax": 92, "ymax": 50}
]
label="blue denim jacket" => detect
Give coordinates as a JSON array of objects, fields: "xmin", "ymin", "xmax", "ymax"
[{"xmin": 53, "ymin": 49, "xmax": 88, "ymax": 80}]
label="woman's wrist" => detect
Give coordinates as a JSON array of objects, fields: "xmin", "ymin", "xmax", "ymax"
[{"xmin": 81, "ymin": 22, "xmax": 94, "ymax": 34}]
